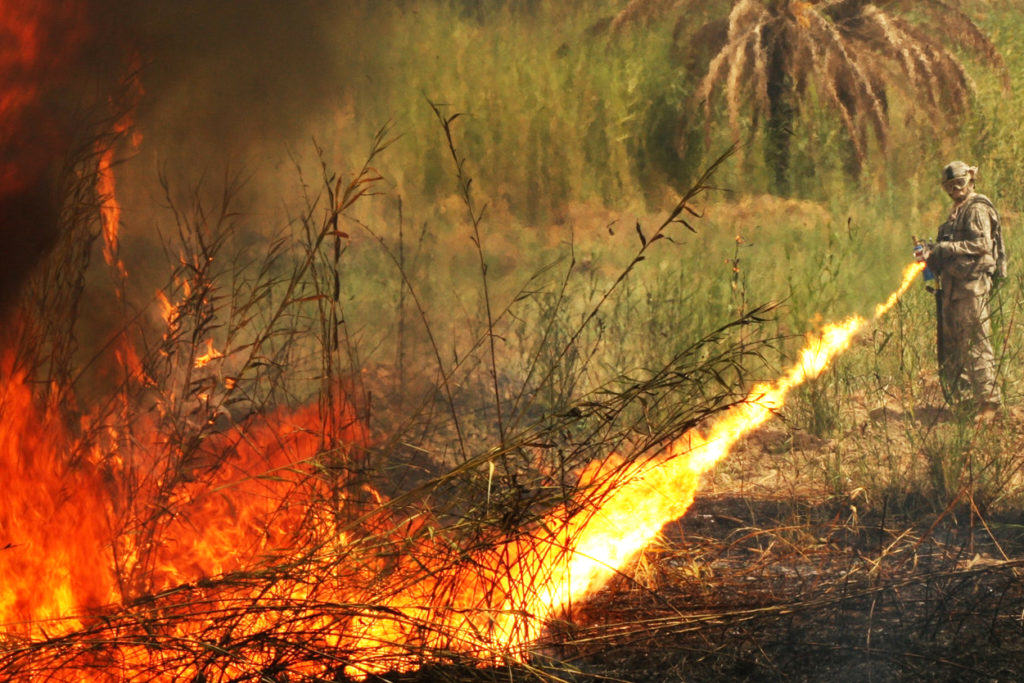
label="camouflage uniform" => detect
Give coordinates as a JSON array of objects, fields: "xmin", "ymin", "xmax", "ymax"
[{"xmin": 926, "ymin": 192, "xmax": 1002, "ymax": 407}]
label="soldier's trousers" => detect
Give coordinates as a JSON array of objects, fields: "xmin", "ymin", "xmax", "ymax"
[{"xmin": 939, "ymin": 276, "xmax": 1002, "ymax": 406}]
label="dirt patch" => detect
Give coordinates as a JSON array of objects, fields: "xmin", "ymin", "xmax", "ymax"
[{"xmin": 556, "ymin": 493, "xmax": 1024, "ymax": 682}]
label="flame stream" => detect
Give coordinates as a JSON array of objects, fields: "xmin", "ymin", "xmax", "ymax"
[
  {"xmin": 508, "ymin": 263, "xmax": 927, "ymax": 633},
  {"xmin": 344, "ymin": 263, "xmax": 927, "ymax": 676}
]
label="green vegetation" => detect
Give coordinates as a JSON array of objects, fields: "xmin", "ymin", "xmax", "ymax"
[{"xmin": 308, "ymin": 0, "xmax": 1024, "ymax": 514}]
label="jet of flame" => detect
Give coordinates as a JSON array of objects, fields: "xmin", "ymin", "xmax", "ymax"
[
  {"xmin": 341, "ymin": 262, "xmax": 927, "ymax": 676},
  {"xmin": 508, "ymin": 262, "xmax": 925, "ymax": 624}
]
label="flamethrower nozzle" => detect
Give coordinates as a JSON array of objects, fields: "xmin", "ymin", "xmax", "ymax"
[{"xmin": 912, "ymin": 236, "xmax": 936, "ymax": 282}]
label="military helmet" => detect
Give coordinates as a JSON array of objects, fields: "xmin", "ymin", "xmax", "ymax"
[{"xmin": 942, "ymin": 160, "xmax": 972, "ymax": 182}]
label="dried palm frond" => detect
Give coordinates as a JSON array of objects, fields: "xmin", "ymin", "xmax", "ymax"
[
  {"xmin": 681, "ymin": 0, "xmax": 1006, "ymax": 187},
  {"xmin": 694, "ymin": 0, "xmax": 771, "ymax": 142}
]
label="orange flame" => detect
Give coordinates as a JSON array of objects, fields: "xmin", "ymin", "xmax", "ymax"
[
  {"xmin": 156, "ymin": 289, "xmax": 177, "ymax": 326},
  {"xmin": 340, "ymin": 263, "xmax": 927, "ymax": 676},
  {"xmin": 0, "ymin": 362, "xmax": 115, "ymax": 634},
  {"xmin": 193, "ymin": 338, "xmax": 225, "ymax": 368},
  {"xmin": 97, "ymin": 70, "xmax": 143, "ymax": 273},
  {"xmin": 97, "ymin": 146, "xmax": 123, "ymax": 270},
  {"xmin": 0, "ymin": 357, "xmax": 369, "ymax": 631}
]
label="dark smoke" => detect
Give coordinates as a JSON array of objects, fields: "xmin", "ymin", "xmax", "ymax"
[
  {"xmin": 1, "ymin": 0, "xmax": 372, "ymax": 310},
  {"xmin": 119, "ymin": 0, "xmax": 361, "ymax": 159},
  {"xmin": 0, "ymin": 174, "xmax": 63, "ymax": 313},
  {"xmin": 0, "ymin": 2, "xmax": 91, "ymax": 312}
]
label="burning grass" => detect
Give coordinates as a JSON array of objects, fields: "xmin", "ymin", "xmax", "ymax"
[
  {"xmin": 0, "ymin": 123, "xmax": 769, "ymax": 679},
  {"xmin": 9, "ymin": 133, "xmax": 1016, "ymax": 682}
]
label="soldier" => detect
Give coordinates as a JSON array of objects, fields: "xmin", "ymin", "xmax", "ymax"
[{"xmin": 924, "ymin": 161, "xmax": 1006, "ymax": 418}]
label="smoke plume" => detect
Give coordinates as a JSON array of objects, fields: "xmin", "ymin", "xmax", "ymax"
[{"xmin": 1, "ymin": 0, "xmax": 371, "ymax": 309}]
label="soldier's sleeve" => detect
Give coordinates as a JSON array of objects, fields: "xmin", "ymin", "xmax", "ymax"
[{"xmin": 931, "ymin": 203, "xmax": 995, "ymax": 261}]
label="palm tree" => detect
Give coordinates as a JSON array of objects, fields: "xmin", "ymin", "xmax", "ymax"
[{"xmin": 611, "ymin": 0, "xmax": 1006, "ymax": 193}]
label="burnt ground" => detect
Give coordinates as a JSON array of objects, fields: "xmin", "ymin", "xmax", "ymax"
[
  {"xmin": 558, "ymin": 494, "xmax": 1024, "ymax": 682},
  {"xmin": 374, "ymin": 494, "xmax": 1024, "ymax": 682},
  {"xmin": 539, "ymin": 403, "xmax": 1024, "ymax": 682},
  {"xmin": 366, "ymin": 397, "xmax": 1024, "ymax": 683}
]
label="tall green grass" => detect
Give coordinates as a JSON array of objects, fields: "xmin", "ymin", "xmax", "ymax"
[{"xmin": 113, "ymin": 0, "xmax": 1024, "ymax": 511}]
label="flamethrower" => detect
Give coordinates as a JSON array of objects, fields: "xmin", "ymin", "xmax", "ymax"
[
  {"xmin": 912, "ymin": 235, "xmax": 936, "ymax": 282},
  {"xmin": 913, "ymin": 235, "xmax": 944, "ymax": 371}
]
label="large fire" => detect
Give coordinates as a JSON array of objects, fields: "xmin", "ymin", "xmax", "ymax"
[
  {"xmin": 0, "ymin": 351, "xmax": 372, "ymax": 677},
  {"xmin": 0, "ymin": 257, "xmax": 925, "ymax": 679}
]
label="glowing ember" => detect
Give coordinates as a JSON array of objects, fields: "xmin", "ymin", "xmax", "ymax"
[{"xmin": 193, "ymin": 338, "xmax": 225, "ymax": 368}]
